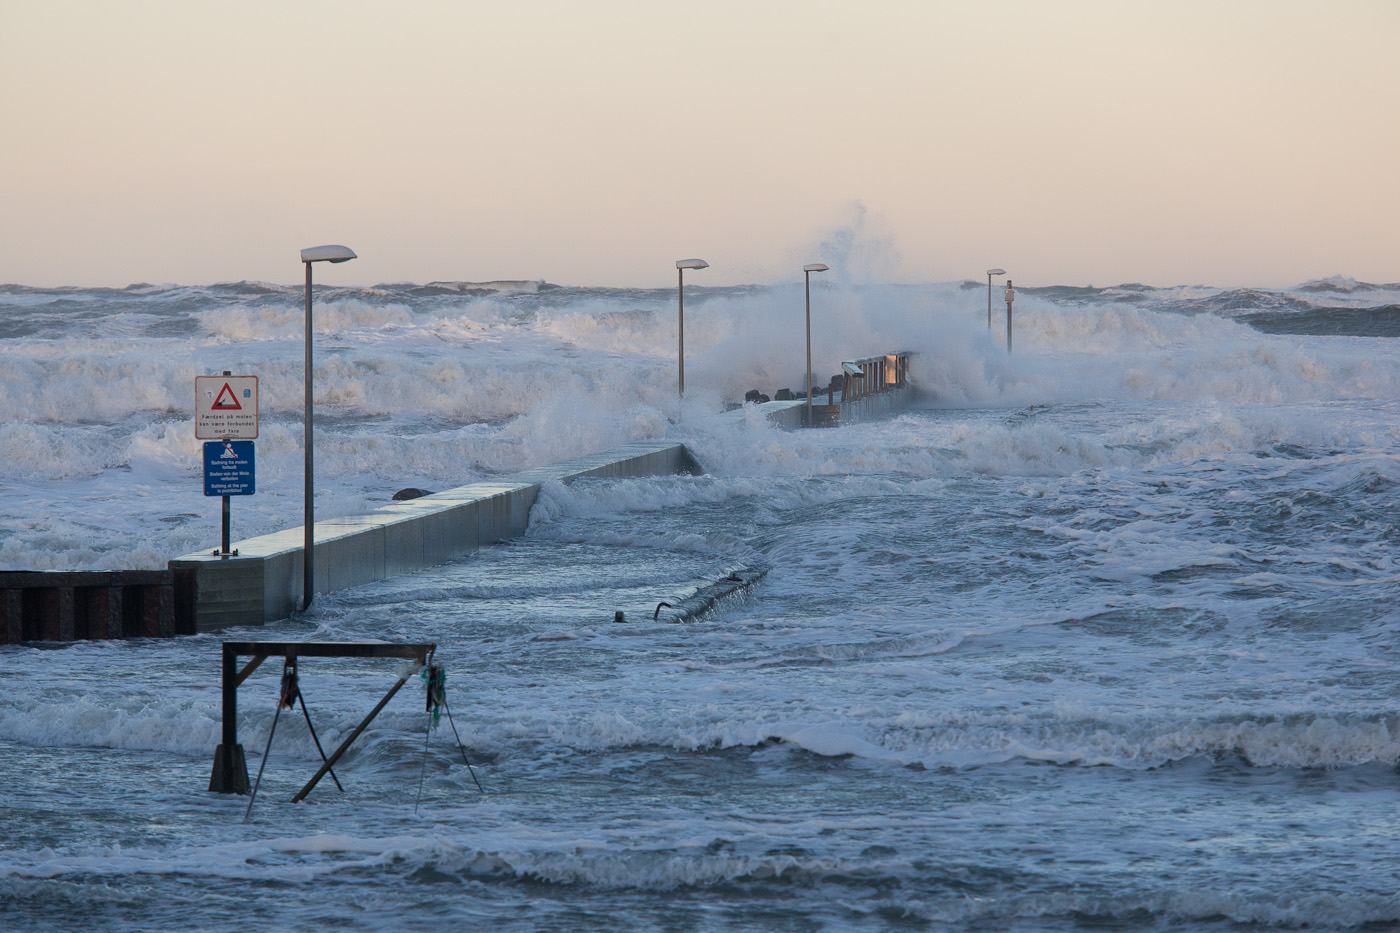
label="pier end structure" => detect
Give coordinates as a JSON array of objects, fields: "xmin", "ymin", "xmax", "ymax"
[
  {"xmin": 727, "ymin": 351, "xmax": 916, "ymax": 431},
  {"xmin": 170, "ymin": 442, "xmax": 702, "ymax": 632}
]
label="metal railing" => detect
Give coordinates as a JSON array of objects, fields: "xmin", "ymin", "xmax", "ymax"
[{"xmin": 835, "ymin": 351, "xmax": 911, "ymax": 402}]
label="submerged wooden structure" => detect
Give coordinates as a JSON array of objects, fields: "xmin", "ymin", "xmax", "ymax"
[{"xmin": 211, "ymin": 640, "xmax": 436, "ymax": 797}]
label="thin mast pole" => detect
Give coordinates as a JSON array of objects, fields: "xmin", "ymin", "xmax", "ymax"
[
  {"xmin": 677, "ymin": 267, "xmax": 685, "ymax": 397},
  {"xmin": 303, "ymin": 261, "xmax": 314, "ymax": 610}
]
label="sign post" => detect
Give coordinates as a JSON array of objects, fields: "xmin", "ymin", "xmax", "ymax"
[
  {"xmin": 204, "ymin": 441, "xmax": 255, "ymax": 554},
  {"xmin": 197, "ymin": 373, "xmax": 259, "ymax": 557}
]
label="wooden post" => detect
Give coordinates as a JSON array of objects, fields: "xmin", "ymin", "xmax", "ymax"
[{"xmin": 210, "ymin": 641, "xmax": 250, "ymax": 794}]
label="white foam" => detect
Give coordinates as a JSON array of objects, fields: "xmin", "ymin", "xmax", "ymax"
[{"xmin": 2, "ymin": 281, "xmax": 1399, "ymax": 574}]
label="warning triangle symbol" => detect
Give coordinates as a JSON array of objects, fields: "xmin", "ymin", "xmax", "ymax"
[{"xmin": 211, "ymin": 383, "xmax": 243, "ymax": 410}]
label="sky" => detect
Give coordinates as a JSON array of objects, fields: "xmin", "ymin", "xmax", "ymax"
[{"xmin": 1, "ymin": 0, "xmax": 1396, "ymax": 289}]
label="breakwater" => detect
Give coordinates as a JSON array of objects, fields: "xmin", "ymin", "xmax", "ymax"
[
  {"xmin": 169, "ymin": 442, "xmax": 701, "ymax": 632},
  {"xmin": 8, "ymin": 350, "xmax": 914, "ymax": 643},
  {"xmin": 736, "ymin": 351, "xmax": 915, "ymax": 429}
]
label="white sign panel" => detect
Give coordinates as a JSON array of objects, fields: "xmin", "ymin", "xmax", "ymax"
[{"xmin": 195, "ymin": 375, "xmax": 259, "ymax": 439}]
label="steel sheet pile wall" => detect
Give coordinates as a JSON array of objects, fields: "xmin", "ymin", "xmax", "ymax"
[{"xmin": 0, "ymin": 571, "xmax": 177, "ymax": 644}]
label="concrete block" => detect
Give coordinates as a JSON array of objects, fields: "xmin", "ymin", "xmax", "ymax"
[
  {"xmin": 168, "ymin": 558, "xmax": 265, "ymax": 633},
  {"xmin": 477, "ymin": 487, "xmax": 534, "ymax": 543},
  {"xmin": 262, "ymin": 551, "xmax": 300, "ymax": 623},
  {"xmin": 317, "ymin": 519, "xmax": 387, "ymax": 593},
  {"xmin": 384, "ymin": 501, "xmax": 480, "ymax": 574}
]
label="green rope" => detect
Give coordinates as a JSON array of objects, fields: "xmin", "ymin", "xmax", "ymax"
[{"xmin": 421, "ymin": 665, "xmax": 446, "ymax": 726}]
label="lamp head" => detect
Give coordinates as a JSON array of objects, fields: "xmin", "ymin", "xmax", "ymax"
[
  {"xmin": 301, "ymin": 245, "xmax": 358, "ymax": 264},
  {"xmin": 803, "ymin": 263, "xmax": 830, "ymax": 273},
  {"xmin": 987, "ymin": 267, "xmax": 1006, "ymax": 276},
  {"xmin": 676, "ymin": 259, "xmax": 709, "ymax": 270}
]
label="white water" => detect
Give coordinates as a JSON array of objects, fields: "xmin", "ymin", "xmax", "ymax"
[{"xmin": 3, "ymin": 277, "xmax": 1400, "ymax": 930}]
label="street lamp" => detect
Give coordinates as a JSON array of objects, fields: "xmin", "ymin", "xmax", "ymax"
[
  {"xmin": 1004, "ymin": 278, "xmax": 1016, "ymax": 353},
  {"xmin": 299, "ymin": 244, "xmax": 356, "ymax": 611},
  {"xmin": 803, "ymin": 263, "xmax": 830, "ymax": 426},
  {"xmin": 986, "ymin": 268, "xmax": 1006, "ymax": 330},
  {"xmin": 675, "ymin": 259, "xmax": 708, "ymax": 397}
]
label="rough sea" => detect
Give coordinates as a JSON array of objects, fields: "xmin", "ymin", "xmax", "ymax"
[{"xmin": 3, "ymin": 274, "xmax": 1400, "ymax": 930}]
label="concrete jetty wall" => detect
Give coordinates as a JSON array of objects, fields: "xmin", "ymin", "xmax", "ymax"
[
  {"xmin": 10, "ymin": 350, "xmax": 912, "ymax": 643},
  {"xmin": 835, "ymin": 384, "xmax": 917, "ymax": 424},
  {"xmin": 170, "ymin": 442, "xmax": 702, "ymax": 632},
  {"xmin": 727, "ymin": 351, "xmax": 916, "ymax": 431}
]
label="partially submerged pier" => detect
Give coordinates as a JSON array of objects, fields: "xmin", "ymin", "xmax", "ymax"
[
  {"xmin": 741, "ymin": 351, "xmax": 916, "ymax": 429},
  {"xmin": 170, "ymin": 442, "xmax": 702, "ymax": 633},
  {"xmin": 3, "ymin": 350, "xmax": 919, "ymax": 643}
]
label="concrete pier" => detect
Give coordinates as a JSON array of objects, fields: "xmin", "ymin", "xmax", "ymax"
[
  {"xmin": 169, "ymin": 441, "xmax": 702, "ymax": 632},
  {"xmin": 730, "ymin": 351, "xmax": 916, "ymax": 430},
  {"xmin": 8, "ymin": 350, "xmax": 911, "ymax": 644},
  {"xmin": 829, "ymin": 352, "xmax": 916, "ymax": 424}
]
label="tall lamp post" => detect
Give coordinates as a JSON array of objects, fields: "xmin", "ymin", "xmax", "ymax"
[
  {"xmin": 803, "ymin": 263, "xmax": 830, "ymax": 426},
  {"xmin": 675, "ymin": 258, "xmax": 709, "ymax": 397},
  {"xmin": 1004, "ymin": 278, "xmax": 1016, "ymax": 353},
  {"xmin": 299, "ymin": 244, "xmax": 357, "ymax": 611},
  {"xmin": 986, "ymin": 268, "xmax": 1006, "ymax": 330}
]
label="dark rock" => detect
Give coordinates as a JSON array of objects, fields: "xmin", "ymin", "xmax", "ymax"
[{"xmin": 392, "ymin": 488, "xmax": 435, "ymax": 501}]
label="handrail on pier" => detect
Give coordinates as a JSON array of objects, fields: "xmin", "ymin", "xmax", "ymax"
[{"xmin": 837, "ymin": 351, "xmax": 911, "ymax": 402}]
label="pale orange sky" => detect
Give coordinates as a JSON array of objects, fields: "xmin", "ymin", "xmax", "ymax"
[{"xmin": 1, "ymin": 0, "xmax": 1395, "ymax": 288}]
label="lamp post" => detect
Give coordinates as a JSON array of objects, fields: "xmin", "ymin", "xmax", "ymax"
[
  {"xmin": 986, "ymin": 268, "xmax": 1006, "ymax": 330},
  {"xmin": 803, "ymin": 263, "xmax": 830, "ymax": 426},
  {"xmin": 1004, "ymin": 278, "xmax": 1016, "ymax": 353},
  {"xmin": 299, "ymin": 244, "xmax": 357, "ymax": 611},
  {"xmin": 675, "ymin": 258, "xmax": 709, "ymax": 397}
]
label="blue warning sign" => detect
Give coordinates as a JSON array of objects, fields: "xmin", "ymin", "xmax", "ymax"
[{"xmin": 203, "ymin": 440, "xmax": 256, "ymax": 496}]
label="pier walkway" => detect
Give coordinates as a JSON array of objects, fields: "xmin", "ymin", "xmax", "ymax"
[
  {"xmin": 169, "ymin": 442, "xmax": 701, "ymax": 632},
  {"xmin": 738, "ymin": 351, "xmax": 916, "ymax": 429},
  {"xmin": 5, "ymin": 350, "xmax": 916, "ymax": 642}
]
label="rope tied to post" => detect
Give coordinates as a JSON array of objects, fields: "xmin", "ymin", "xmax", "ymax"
[
  {"xmin": 422, "ymin": 664, "xmax": 446, "ymax": 726},
  {"xmin": 279, "ymin": 660, "xmax": 299, "ymax": 709},
  {"xmin": 415, "ymin": 663, "xmax": 484, "ymax": 811}
]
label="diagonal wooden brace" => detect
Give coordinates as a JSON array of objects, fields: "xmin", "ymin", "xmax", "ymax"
[{"xmin": 290, "ymin": 668, "xmax": 419, "ymax": 803}]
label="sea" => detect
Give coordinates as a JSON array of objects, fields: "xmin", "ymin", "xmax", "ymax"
[{"xmin": 2, "ymin": 274, "xmax": 1400, "ymax": 931}]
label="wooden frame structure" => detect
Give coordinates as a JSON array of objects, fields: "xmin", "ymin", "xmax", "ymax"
[{"xmin": 211, "ymin": 640, "xmax": 435, "ymax": 796}]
